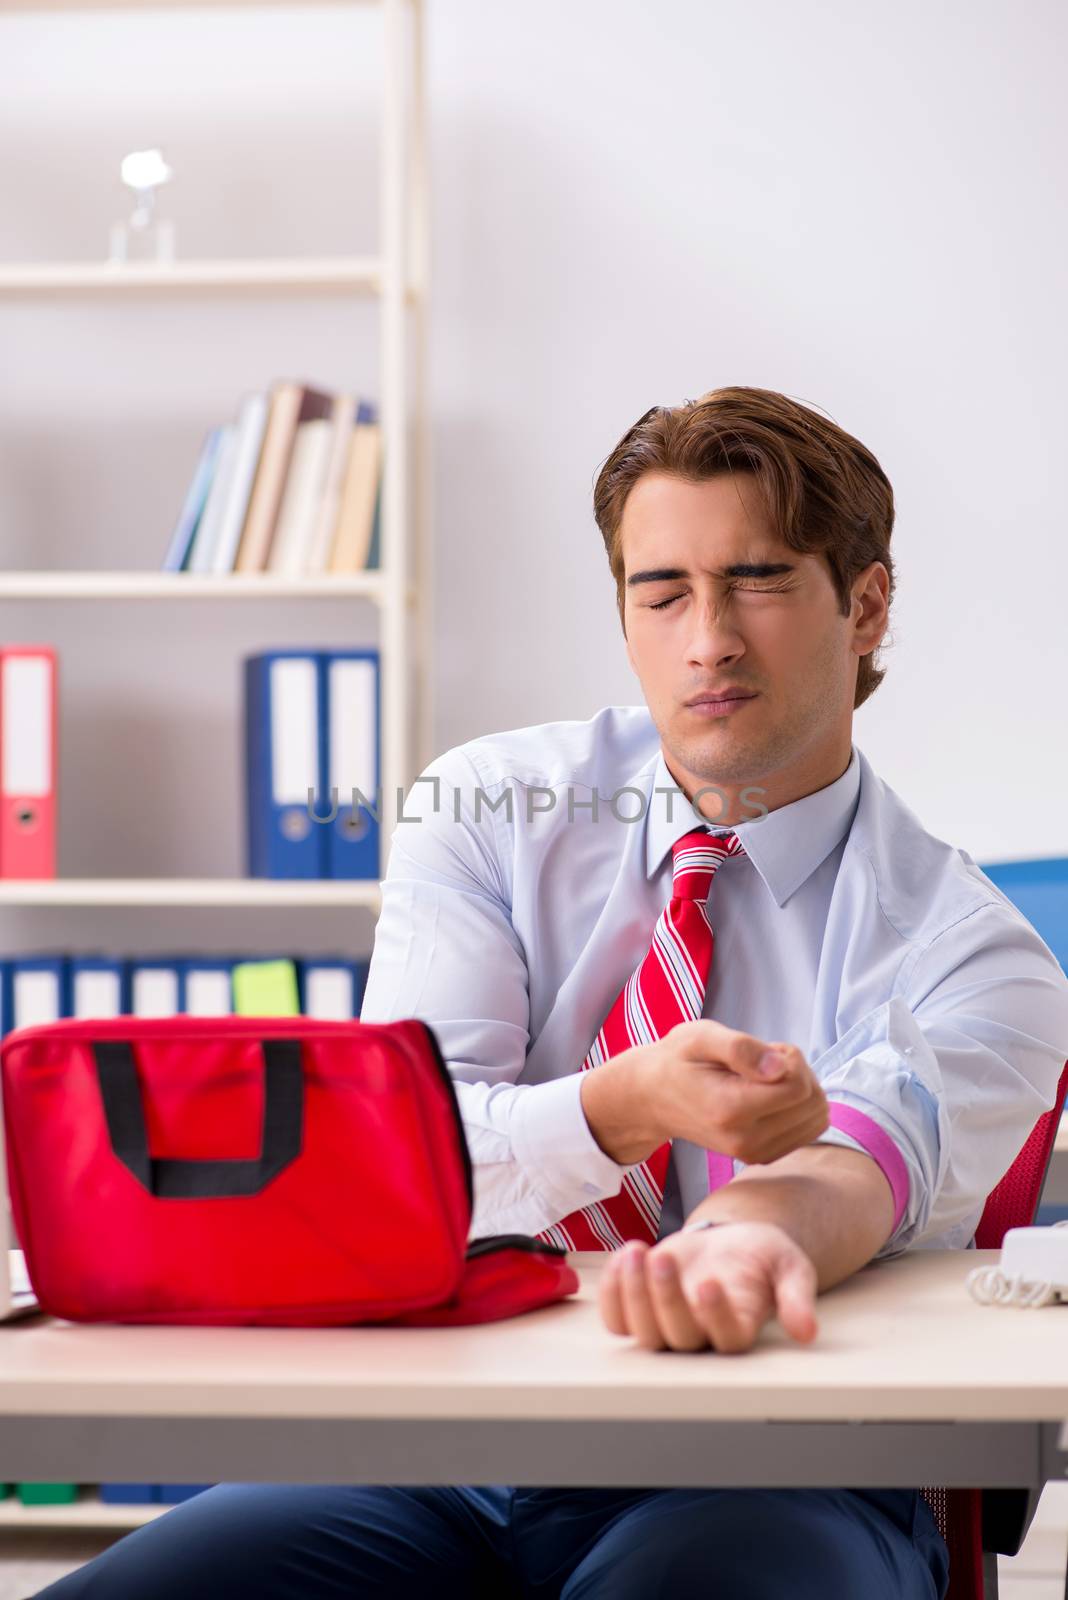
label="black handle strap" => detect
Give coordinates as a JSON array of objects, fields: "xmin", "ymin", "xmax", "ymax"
[
  {"xmin": 466, "ymin": 1233, "xmax": 566, "ymax": 1260},
  {"xmin": 92, "ymin": 1037, "xmax": 304, "ymax": 1198}
]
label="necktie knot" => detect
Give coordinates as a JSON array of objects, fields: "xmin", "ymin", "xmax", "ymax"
[{"xmin": 670, "ymin": 828, "xmax": 745, "ymax": 901}]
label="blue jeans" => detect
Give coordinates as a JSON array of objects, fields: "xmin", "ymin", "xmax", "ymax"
[{"xmin": 36, "ymin": 1483, "xmax": 950, "ymax": 1598}]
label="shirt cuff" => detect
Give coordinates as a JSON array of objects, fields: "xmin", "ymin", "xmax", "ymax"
[{"xmin": 510, "ymin": 1070, "xmax": 632, "ymax": 1214}]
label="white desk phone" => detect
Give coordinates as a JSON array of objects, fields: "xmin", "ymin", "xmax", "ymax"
[{"xmin": 967, "ymin": 1221, "xmax": 1068, "ymax": 1308}]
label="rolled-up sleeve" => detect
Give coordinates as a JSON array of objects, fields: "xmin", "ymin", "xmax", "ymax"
[
  {"xmin": 810, "ymin": 901, "xmax": 1068, "ymax": 1257},
  {"xmin": 359, "ymin": 746, "xmax": 630, "ymax": 1239}
]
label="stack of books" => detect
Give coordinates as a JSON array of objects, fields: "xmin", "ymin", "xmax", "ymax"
[{"xmin": 163, "ymin": 383, "xmax": 381, "ymax": 577}]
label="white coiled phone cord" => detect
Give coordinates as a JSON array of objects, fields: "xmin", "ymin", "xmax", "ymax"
[{"xmin": 966, "ymin": 1219, "xmax": 1068, "ymax": 1308}]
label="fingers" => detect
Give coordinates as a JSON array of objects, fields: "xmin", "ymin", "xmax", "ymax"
[
  {"xmin": 696, "ymin": 1245, "xmax": 817, "ymax": 1350},
  {"xmin": 598, "ymin": 1250, "xmax": 630, "ymax": 1336},
  {"xmin": 600, "ymin": 1244, "xmax": 655, "ymax": 1344},
  {"xmin": 747, "ymin": 1112, "xmax": 830, "ymax": 1165},
  {"xmin": 601, "ymin": 1244, "xmax": 708, "ymax": 1352},
  {"xmin": 747, "ymin": 1054, "xmax": 825, "ymax": 1117},
  {"xmin": 773, "ymin": 1251, "xmax": 819, "ymax": 1344},
  {"xmin": 666, "ymin": 1027, "xmax": 823, "ymax": 1145},
  {"xmin": 724, "ymin": 1047, "xmax": 822, "ymax": 1120},
  {"xmin": 599, "ymin": 1244, "xmax": 770, "ymax": 1354},
  {"xmin": 673, "ymin": 1021, "xmax": 796, "ymax": 1086},
  {"xmin": 741, "ymin": 1092, "xmax": 831, "ymax": 1162},
  {"xmin": 709, "ymin": 1060, "xmax": 829, "ymax": 1163},
  {"xmin": 599, "ymin": 1241, "xmax": 818, "ymax": 1354},
  {"xmin": 695, "ymin": 1276, "xmax": 766, "ymax": 1354},
  {"xmin": 626, "ymin": 1247, "xmax": 709, "ymax": 1352},
  {"xmin": 742, "ymin": 1044, "xmax": 819, "ymax": 1107}
]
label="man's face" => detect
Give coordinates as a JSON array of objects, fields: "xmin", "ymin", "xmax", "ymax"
[{"xmin": 619, "ymin": 470, "xmax": 885, "ymax": 805}]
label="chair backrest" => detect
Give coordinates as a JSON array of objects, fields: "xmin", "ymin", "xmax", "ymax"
[
  {"xmin": 925, "ymin": 1057, "xmax": 1068, "ymax": 1600},
  {"xmin": 975, "ymin": 1058, "xmax": 1068, "ymax": 1248},
  {"xmin": 978, "ymin": 856, "xmax": 1068, "ymax": 978},
  {"xmin": 974, "ymin": 857, "xmax": 1068, "ymax": 1240}
]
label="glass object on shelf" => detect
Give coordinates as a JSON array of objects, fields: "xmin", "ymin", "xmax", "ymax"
[{"xmin": 108, "ymin": 148, "xmax": 176, "ymax": 265}]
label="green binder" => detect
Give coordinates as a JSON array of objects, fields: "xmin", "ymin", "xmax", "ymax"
[{"xmin": 17, "ymin": 1483, "xmax": 78, "ymax": 1504}]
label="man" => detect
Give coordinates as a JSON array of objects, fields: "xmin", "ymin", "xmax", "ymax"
[{"xmin": 41, "ymin": 387, "xmax": 1068, "ymax": 1598}]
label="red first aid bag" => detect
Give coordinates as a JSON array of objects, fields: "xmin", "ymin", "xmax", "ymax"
[{"xmin": 0, "ymin": 1013, "xmax": 580, "ymax": 1327}]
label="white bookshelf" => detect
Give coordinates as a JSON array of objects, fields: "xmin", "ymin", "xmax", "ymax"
[
  {"xmin": 0, "ymin": 879, "xmax": 382, "ymax": 908},
  {"xmin": 0, "ymin": 1, "xmax": 426, "ymax": 1529},
  {"xmin": 0, "ymin": 256, "xmax": 407, "ymax": 297},
  {"xmin": 0, "ymin": 0, "xmax": 431, "ymax": 881},
  {"xmin": 1, "ymin": 0, "xmax": 374, "ymax": 8},
  {"xmin": 0, "ymin": 572, "xmax": 392, "ymax": 601}
]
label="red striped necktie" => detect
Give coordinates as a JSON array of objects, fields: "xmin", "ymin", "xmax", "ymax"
[{"xmin": 536, "ymin": 826, "xmax": 746, "ymax": 1252}]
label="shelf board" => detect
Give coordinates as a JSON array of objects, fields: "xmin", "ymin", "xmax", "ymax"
[
  {"xmin": 0, "ymin": 879, "xmax": 382, "ymax": 908},
  {"xmin": 0, "ymin": 257, "xmax": 415, "ymax": 299},
  {"xmin": 0, "ymin": 1491, "xmax": 165, "ymax": 1531},
  {"xmin": 0, "ymin": 571, "xmax": 388, "ymax": 601},
  {"xmin": 1, "ymin": 0, "xmax": 377, "ymax": 9}
]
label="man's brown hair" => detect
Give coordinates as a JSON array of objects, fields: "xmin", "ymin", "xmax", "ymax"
[{"xmin": 593, "ymin": 385, "xmax": 895, "ymax": 709}]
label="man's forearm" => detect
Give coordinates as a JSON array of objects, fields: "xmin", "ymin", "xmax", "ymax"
[{"xmin": 683, "ymin": 1144, "xmax": 897, "ymax": 1291}]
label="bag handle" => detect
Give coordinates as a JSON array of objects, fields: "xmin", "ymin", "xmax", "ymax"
[{"xmin": 92, "ymin": 1037, "xmax": 303, "ymax": 1198}]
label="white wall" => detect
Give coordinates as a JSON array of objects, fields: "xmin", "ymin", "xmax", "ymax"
[
  {"xmin": 425, "ymin": 0, "xmax": 1068, "ymax": 860},
  {"xmin": 0, "ymin": 0, "xmax": 1064, "ymax": 966}
]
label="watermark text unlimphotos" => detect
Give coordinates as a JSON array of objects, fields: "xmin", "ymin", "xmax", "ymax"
[{"xmin": 309, "ymin": 778, "xmax": 769, "ymax": 830}]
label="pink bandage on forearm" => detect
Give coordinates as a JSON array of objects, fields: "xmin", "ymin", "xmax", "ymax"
[
  {"xmin": 826, "ymin": 1103, "xmax": 910, "ymax": 1235},
  {"xmin": 704, "ymin": 1106, "xmax": 909, "ymax": 1236},
  {"xmin": 706, "ymin": 1151, "xmax": 735, "ymax": 1193}
]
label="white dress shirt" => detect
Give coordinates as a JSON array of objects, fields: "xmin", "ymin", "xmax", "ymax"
[{"xmin": 360, "ymin": 705, "xmax": 1068, "ymax": 1255}]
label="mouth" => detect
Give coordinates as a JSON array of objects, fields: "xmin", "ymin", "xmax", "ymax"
[{"xmin": 684, "ymin": 692, "xmax": 758, "ymax": 718}]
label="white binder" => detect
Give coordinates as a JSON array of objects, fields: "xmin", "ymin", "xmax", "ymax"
[
  {"xmin": 185, "ymin": 964, "xmax": 234, "ymax": 1015},
  {"xmin": 303, "ymin": 961, "xmax": 357, "ymax": 1019},
  {"xmin": 130, "ymin": 963, "xmax": 181, "ymax": 1016},
  {"xmin": 70, "ymin": 961, "xmax": 123, "ymax": 1019}
]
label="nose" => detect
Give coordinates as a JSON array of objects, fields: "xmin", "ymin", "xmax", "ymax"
[{"xmin": 684, "ymin": 602, "xmax": 745, "ymax": 669}]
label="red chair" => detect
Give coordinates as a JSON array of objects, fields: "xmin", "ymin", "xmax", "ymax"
[{"xmin": 921, "ymin": 1059, "xmax": 1068, "ymax": 1599}]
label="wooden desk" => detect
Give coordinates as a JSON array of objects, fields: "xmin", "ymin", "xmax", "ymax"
[{"xmin": 2, "ymin": 1251, "xmax": 1068, "ymax": 1491}]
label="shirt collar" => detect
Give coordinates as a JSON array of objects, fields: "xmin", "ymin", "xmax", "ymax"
[{"xmin": 642, "ymin": 742, "xmax": 862, "ymax": 908}]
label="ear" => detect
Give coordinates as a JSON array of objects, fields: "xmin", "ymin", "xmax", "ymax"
[{"xmin": 852, "ymin": 562, "xmax": 890, "ymax": 653}]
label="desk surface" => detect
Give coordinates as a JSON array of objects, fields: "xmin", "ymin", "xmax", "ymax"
[{"xmin": 2, "ymin": 1250, "xmax": 1068, "ymax": 1426}]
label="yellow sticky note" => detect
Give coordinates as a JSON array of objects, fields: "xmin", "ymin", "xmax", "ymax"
[{"xmin": 232, "ymin": 959, "xmax": 301, "ymax": 1017}]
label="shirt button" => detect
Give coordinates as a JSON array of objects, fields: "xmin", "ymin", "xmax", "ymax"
[{"xmin": 582, "ymin": 1182, "xmax": 600, "ymax": 1195}]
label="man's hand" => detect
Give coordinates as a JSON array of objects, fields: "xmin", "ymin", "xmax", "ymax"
[
  {"xmin": 598, "ymin": 1222, "xmax": 819, "ymax": 1354},
  {"xmin": 581, "ymin": 1020, "xmax": 829, "ymax": 1167}
]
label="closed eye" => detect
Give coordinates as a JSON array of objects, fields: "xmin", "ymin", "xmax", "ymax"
[{"xmin": 647, "ymin": 583, "xmax": 793, "ymax": 611}]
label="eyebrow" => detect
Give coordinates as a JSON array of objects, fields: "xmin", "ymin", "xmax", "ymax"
[{"xmin": 626, "ymin": 561, "xmax": 798, "ymax": 587}]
